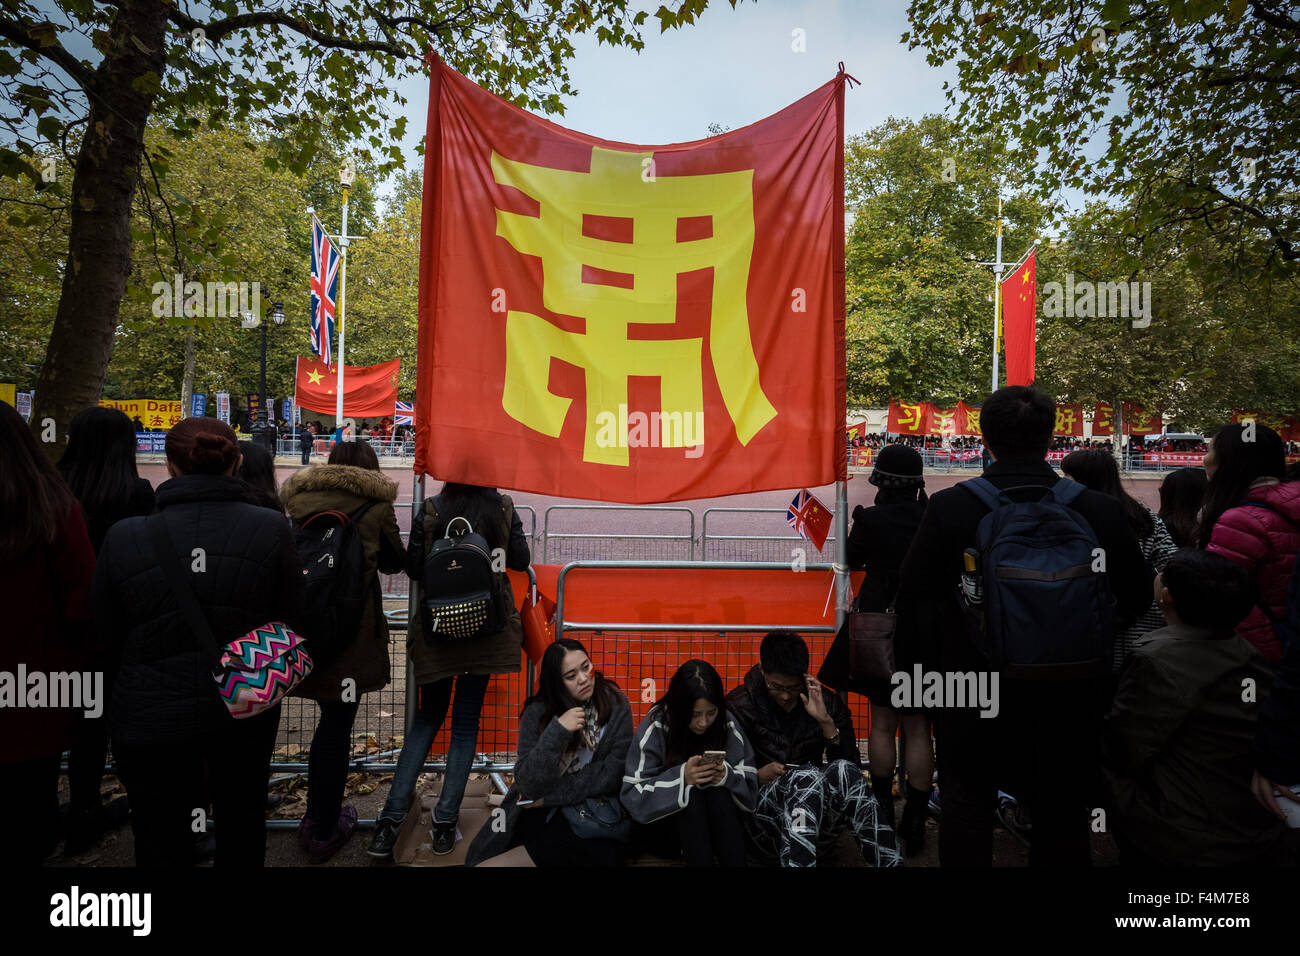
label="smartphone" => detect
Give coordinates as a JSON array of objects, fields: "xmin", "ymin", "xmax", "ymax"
[{"xmin": 700, "ymin": 750, "xmax": 726, "ymax": 766}]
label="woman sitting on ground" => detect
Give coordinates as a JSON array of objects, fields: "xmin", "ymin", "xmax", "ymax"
[
  {"xmin": 466, "ymin": 638, "xmax": 632, "ymax": 867},
  {"xmin": 622, "ymin": 659, "xmax": 758, "ymax": 866}
]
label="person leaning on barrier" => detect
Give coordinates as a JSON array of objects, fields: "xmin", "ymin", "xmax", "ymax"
[
  {"xmin": 726, "ymin": 631, "xmax": 901, "ymax": 867},
  {"xmin": 280, "ymin": 439, "xmax": 405, "ymax": 863},
  {"xmin": 367, "ymin": 481, "xmax": 530, "ymax": 860},
  {"xmin": 93, "ymin": 417, "xmax": 306, "ymax": 867},
  {"xmin": 467, "ymin": 638, "xmax": 633, "ymax": 867},
  {"xmin": 621, "ymin": 659, "xmax": 758, "ymax": 866}
]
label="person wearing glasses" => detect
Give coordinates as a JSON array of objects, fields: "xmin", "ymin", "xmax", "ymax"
[{"xmin": 725, "ymin": 631, "xmax": 901, "ymax": 867}]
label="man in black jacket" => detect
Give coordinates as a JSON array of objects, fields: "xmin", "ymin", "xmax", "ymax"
[
  {"xmin": 896, "ymin": 386, "xmax": 1150, "ymax": 867},
  {"xmin": 726, "ymin": 631, "xmax": 900, "ymax": 867}
]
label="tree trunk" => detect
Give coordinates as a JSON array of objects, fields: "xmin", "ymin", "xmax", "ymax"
[
  {"xmin": 28, "ymin": 0, "xmax": 167, "ymax": 458},
  {"xmin": 181, "ymin": 329, "xmax": 196, "ymax": 419}
]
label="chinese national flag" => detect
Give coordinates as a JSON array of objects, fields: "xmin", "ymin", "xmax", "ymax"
[
  {"xmin": 294, "ymin": 356, "xmax": 400, "ymax": 417},
  {"xmin": 415, "ymin": 55, "xmax": 848, "ymax": 502},
  {"xmin": 1001, "ymin": 249, "xmax": 1036, "ymax": 386}
]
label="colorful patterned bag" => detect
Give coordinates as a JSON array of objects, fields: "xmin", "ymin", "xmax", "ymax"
[{"xmin": 149, "ymin": 519, "xmax": 312, "ymax": 719}]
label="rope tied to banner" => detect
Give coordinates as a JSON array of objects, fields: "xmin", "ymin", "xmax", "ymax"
[{"xmin": 837, "ymin": 62, "xmax": 861, "ymax": 88}]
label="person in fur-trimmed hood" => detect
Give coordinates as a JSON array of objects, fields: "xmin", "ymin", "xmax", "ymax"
[{"xmin": 280, "ymin": 441, "xmax": 405, "ymax": 863}]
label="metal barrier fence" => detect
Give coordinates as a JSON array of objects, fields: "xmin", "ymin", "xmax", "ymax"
[
  {"xmin": 700, "ymin": 508, "xmax": 838, "ymax": 564},
  {"xmin": 541, "ymin": 505, "xmax": 695, "ymax": 563},
  {"xmin": 274, "ymin": 436, "xmax": 415, "ymax": 459},
  {"xmin": 553, "ymin": 560, "xmax": 869, "ymax": 749}
]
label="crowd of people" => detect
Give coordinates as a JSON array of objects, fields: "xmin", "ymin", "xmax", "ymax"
[{"xmin": 3, "ymin": 384, "xmax": 1298, "ymax": 868}]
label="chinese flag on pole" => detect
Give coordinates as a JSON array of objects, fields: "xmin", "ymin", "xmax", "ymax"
[
  {"xmin": 294, "ymin": 356, "xmax": 400, "ymax": 417},
  {"xmin": 415, "ymin": 55, "xmax": 848, "ymax": 502},
  {"xmin": 1001, "ymin": 249, "xmax": 1036, "ymax": 386}
]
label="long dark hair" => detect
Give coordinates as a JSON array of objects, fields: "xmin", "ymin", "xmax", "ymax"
[
  {"xmin": 236, "ymin": 441, "xmax": 283, "ymax": 512},
  {"xmin": 56, "ymin": 406, "xmax": 140, "ymax": 524},
  {"xmin": 1060, "ymin": 448, "xmax": 1153, "ymax": 537},
  {"xmin": 652, "ymin": 659, "xmax": 728, "ymax": 764},
  {"xmin": 1198, "ymin": 422, "xmax": 1286, "ymax": 548},
  {"xmin": 1158, "ymin": 467, "xmax": 1209, "ymax": 549},
  {"xmin": 432, "ymin": 481, "xmax": 508, "ymax": 551},
  {"xmin": 0, "ymin": 401, "xmax": 79, "ymax": 560},
  {"xmin": 523, "ymin": 638, "xmax": 620, "ymax": 734}
]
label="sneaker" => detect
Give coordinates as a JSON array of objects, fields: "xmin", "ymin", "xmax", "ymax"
[
  {"xmin": 297, "ymin": 816, "xmax": 316, "ymax": 851},
  {"xmin": 308, "ymin": 807, "xmax": 358, "ymax": 864},
  {"xmin": 367, "ymin": 819, "xmax": 401, "ymax": 859},
  {"xmin": 430, "ymin": 819, "xmax": 457, "ymax": 856}
]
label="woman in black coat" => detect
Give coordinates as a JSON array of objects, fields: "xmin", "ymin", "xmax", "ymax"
[
  {"xmin": 94, "ymin": 417, "xmax": 305, "ymax": 867},
  {"xmin": 817, "ymin": 444, "xmax": 934, "ymax": 853},
  {"xmin": 56, "ymin": 406, "xmax": 157, "ymax": 854}
]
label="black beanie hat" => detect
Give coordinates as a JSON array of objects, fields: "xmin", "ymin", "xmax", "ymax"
[{"xmin": 869, "ymin": 444, "xmax": 925, "ymax": 489}]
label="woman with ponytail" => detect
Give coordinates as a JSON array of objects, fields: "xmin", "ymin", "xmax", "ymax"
[
  {"xmin": 93, "ymin": 418, "xmax": 306, "ymax": 866},
  {"xmin": 817, "ymin": 443, "xmax": 934, "ymax": 854}
]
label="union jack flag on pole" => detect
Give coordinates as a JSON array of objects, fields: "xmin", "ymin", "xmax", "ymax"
[
  {"xmin": 787, "ymin": 488, "xmax": 832, "ymax": 551},
  {"xmin": 310, "ymin": 214, "xmax": 340, "ymax": 366}
]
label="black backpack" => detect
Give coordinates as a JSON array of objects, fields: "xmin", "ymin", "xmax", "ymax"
[
  {"xmin": 960, "ymin": 477, "xmax": 1114, "ymax": 679},
  {"xmin": 293, "ymin": 501, "xmax": 375, "ymax": 665},
  {"xmin": 420, "ymin": 504, "xmax": 508, "ymax": 643}
]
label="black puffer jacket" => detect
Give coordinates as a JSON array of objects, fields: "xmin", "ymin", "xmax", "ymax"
[
  {"xmin": 725, "ymin": 665, "xmax": 859, "ymax": 770},
  {"xmin": 93, "ymin": 474, "xmax": 306, "ymax": 748}
]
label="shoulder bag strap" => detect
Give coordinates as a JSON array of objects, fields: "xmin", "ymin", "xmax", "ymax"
[{"xmin": 147, "ymin": 516, "xmax": 223, "ymax": 664}]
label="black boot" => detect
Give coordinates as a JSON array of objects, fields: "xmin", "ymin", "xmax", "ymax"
[
  {"xmin": 899, "ymin": 782, "xmax": 930, "ymax": 854},
  {"xmin": 869, "ymin": 773, "xmax": 896, "ymax": 831}
]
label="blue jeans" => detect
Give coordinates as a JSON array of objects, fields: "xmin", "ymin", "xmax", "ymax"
[{"xmin": 379, "ymin": 674, "xmax": 490, "ymax": 826}]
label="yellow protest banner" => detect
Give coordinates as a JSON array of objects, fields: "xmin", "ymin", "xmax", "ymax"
[
  {"xmin": 98, "ymin": 399, "xmax": 185, "ymax": 430},
  {"xmin": 0, "ymin": 384, "xmax": 15, "ymax": 408}
]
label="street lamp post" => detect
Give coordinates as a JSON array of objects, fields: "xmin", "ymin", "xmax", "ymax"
[{"xmin": 247, "ymin": 298, "xmax": 285, "ymax": 454}]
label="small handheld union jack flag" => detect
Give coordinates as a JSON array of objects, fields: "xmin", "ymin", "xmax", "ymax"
[
  {"xmin": 787, "ymin": 488, "xmax": 832, "ymax": 551},
  {"xmin": 310, "ymin": 214, "xmax": 340, "ymax": 366},
  {"xmin": 394, "ymin": 401, "xmax": 414, "ymax": 426}
]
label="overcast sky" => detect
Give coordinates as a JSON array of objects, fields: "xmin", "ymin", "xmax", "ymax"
[{"xmin": 392, "ymin": 0, "xmax": 953, "ymax": 155}]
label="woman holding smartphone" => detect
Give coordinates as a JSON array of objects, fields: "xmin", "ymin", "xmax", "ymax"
[
  {"xmin": 622, "ymin": 659, "xmax": 758, "ymax": 866},
  {"xmin": 466, "ymin": 638, "xmax": 633, "ymax": 867}
]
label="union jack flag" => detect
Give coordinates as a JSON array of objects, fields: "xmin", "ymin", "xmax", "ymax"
[
  {"xmin": 786, "ymin": 488, "xmax": 832, "ymax": 551},
  {"xmin": 310, "ymin": 215, "xmax": 340, "ymax": 366},
  {"xmin": 394, "ymin": 401, "xmax": 414, "ymax": 426}
]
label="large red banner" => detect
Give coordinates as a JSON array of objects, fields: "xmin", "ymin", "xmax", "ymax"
[
  {"xmin": 887, "ymin": 400, "xmax": 932, "ymax": 435},
  {"xmin": 1233, "ymin": 409, "xmax": 1299, "ymax": 442},
  {"xmin": 415, "ymin": 57, "xmax": 848, "ymax": 502}
]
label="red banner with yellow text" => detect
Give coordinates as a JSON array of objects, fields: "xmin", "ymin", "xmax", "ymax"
[{"xmin": 414, "ymin": 57, "xmax": 848, "ymax": 502}]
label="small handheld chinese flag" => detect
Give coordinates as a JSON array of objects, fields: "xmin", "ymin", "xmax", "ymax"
[
  {"xmin": 1001, "ymin": 248, "xmax": 1036, "ymax": 386},
  {"xmin": 787, "ymin": 489, "xmax": 832, "ymax": 551}
]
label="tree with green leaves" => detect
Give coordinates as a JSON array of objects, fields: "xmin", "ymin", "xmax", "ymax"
[
  {"xmin": 904, "ymin": 0, "xmax": 1299, "ymax": 272},
  {"xmin": 843, "ymin": 114, "xmax": 1049, "ymax": 406},
  {"xmin": 0, "ymin": 0, "xmax": 740, "ymax": 451}
]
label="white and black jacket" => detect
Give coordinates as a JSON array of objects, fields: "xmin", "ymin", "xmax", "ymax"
[{"xmin": 621, "ymin": 707, "xmax": 758, "ymax": 824}]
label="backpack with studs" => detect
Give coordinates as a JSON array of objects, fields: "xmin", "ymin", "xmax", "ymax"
[{"xmin": 420, "ymin": 506, "xmax": 507, "ymax": 643}]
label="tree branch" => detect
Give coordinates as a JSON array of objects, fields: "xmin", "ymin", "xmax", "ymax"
[
  {"xmin": 164, "ymin": 7, "xmax": 456, "ymax": 57},
  {"xmin": 1250, "ymin": 1, "xmax": 1300, "ymax": 34},
  {"xmin": 0, "ymin": 16, "xmax": 96, "ymax": 93}
]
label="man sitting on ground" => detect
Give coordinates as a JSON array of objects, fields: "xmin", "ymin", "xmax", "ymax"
[{"xmin": 726, "ymin": 631, "xmax": 900, "ymax": 867}]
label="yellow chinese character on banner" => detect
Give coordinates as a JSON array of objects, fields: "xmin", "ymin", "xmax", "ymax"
[
  {"xmin": 1055, "ymin": 406, "xmax": 1077, "ymax": 434},
  {"xmin": 933, "ymin": 410, "xmax": 957, "ymax": 436},
  {"xmin": 492, "ymin": 146, "xmax": 776, "ymax": 466},
  {"xmin": 897, "ymin": 402, "xmax": 924, "ymax": 432},
  {"xmin": 966, "ymin": 408, "xmax": 982, "ymax": 436}
]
